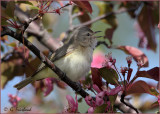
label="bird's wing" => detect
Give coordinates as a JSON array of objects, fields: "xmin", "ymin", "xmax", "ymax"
[
  {"xmin": 31, "ymin": 43, "xmax": 73, "ymax": 78},
  {"xmin": 50, "ymin": 43, "xmax": 73, "ymax": 62}
]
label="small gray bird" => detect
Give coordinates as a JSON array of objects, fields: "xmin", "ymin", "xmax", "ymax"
[{"xmin": 14, "ymin": 26, "xmax": 102, "ymax": 90}]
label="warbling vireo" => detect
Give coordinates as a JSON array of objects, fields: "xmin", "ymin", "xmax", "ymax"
[{"xmin": 14, "ymin": 26, "xmax": 102, "ymax": 90}]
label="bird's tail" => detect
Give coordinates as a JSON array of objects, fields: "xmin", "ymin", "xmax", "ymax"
[{"xmin": 14, "ymin": 77, "xmax": 33, "ymax": 90}]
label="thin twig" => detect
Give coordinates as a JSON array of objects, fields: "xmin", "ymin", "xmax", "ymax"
[
  {"xmin": 69, "ymin": 5, "xmax": 73, "ymax": 30},
  {"xmin": 72, "ymin": 12, "xmax": 82, "ymax": 19},
  {"xmin": 72, "ymin": 7, "xmax": 138, "ymax": 30}
]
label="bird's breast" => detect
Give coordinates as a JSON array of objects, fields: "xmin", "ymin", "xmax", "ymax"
[{"xmin": 54, "ymin": 47, "xmax": 93, "ymax": 81}]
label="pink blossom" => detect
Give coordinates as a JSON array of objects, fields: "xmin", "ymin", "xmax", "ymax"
[
  {"xmin": 43, "ymin": 78, "xmax": 54, "ymax": 96},
  {"xmin": 106, "ymin": 86, "xmax": 122, "ymax": 96},
  {"xmin": 88, "ymin": 107, "xmax": 95, "ymax": 113},
  {"xmin": 91, "ymin": 52, "xmax": 106, "ymax": 68},
  {"xmin": 85, "ymin": 95, "xmax": 96, "ymax": 107},
  {"xmin": 85, "ymin": 85, "xmax": 122, "ymax": 113},
  {"xmin": 65, "ymin": 95, "xmax": 78, "ymax": 113},
  {"xmin": 8, "ymin": 94, "xmax": 21, "ymax": 107},
  {"xmin": 92, "ymin": 84, "xmax": 101, "ymax": 93},
  {"xmin": 96, "ymin": 91, "xmax": 105, "ymax": 106},
  {"xmin": 102, "ymin": 53, "xmax": 116, "ymax": 68}
]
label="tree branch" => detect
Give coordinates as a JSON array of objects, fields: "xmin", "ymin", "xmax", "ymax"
[
  {"xmin": 115, "ymin": 95, "xmax": 140, "ymax": 113},
  {"xmin": 1, "ymin": 2, "xmax": 142, "ymax": 113},
  {"xmin": 120, "ymin": 92, "xmax": 139, "ymax": 113},
  {"xmin": 1, "ymin": 27, "xmax": 89, "ymax": 98},
  {"xmin": 7, "ymin": 2, "xmax": 61, "ymax": 52}
]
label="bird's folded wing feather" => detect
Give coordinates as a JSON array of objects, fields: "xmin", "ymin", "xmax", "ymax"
[{"xmin": 31, "ymin": 43, "xmax": 73, "ymax": 78}]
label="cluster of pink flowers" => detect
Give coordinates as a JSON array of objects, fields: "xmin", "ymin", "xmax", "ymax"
[
  {"xmin": 43, "ymin": 78, "xmax": 54, "ymax": 96},
  {"xmin": 8, "ymin": 94, "xmax": 21, "ymax": 107},
  {"xmin": 85, "ymin": 84, "xmax": 122, "ymax": 113},
  {"xmin": 64, "ymin": 95, "xmax": 78, "ymax": 113},
  {"xmin": 42, "ymin": 77, "xmax": 66, "ymax": 96}
]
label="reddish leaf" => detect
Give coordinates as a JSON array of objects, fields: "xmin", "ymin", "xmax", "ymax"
[
  {"xmin": 91, "ymin": 67, "xmax": 102, "ymax": 90},
  {"xmin": 78, "ymin": 12, "xmax": 91, "ymax": 27},
  {"xmin": 126, "ymin": 80, "xmax": 159, "ymax": 96},
  {"xmin": 136, "ymin": 67, "xmax": 159, "ymax": 81},
  {"xmin": 138, "ymin": 4, "xmax": 157, "ymax": 51},
  {"xmin": 134, "ymin": 21, "xmax": 148, "ymax": 48},
  {"xmin": 72, "ymin": 1, "xmax": 92, "ymax": 14},
  {"xmin": 117, "ymin": 46, "xmax": 148, "ymax": 67},
  {"xmin": 104, "ymin": 28, "xmax": 115, "ymax": 44}
]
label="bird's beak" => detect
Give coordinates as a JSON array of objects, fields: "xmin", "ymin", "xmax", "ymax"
[{"xmin": 93, "ymin": 31, "xmax": 103, "ymax": 38}]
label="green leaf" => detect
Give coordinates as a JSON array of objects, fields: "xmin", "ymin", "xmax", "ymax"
[
  {"xmin": 1, "ymin": 16, "xmax": 8, "ymax": 26},
  {"xmin": 5, "ymin": 1, "xmax": 15, "ymax": 18},
  {"xmin": 16, "ymin": 1, "xmax": 33, "ymax": 6},
  {"xmin": 109, "ymin": 95, "xmax": 117, "ymax": 107},
  {"xmin": 94, "ymin": 104, "xmax": 107, "ymax": 113},
  {"xmin": 72, "ymin": 6, "xmax": 79, "ymax": 14},
  {"xmin": 29, "ymin": 6, "xmax": 39, "ymax": 10},
  {"xmin": 149, "ymin": 87, "xmax": 159, "ymax": 96},
  {"xmin": 18, "ymin": 99, "xmax": 30, "ymax": 107},
  {"xmin": 98, "ymin": 67, "xmax": 119, "ymax": 85},
  {"xmin": 1, "ymin": 45, "xmax": 4, "ymax": 52},
  {"xmin": 47, "ymin": 28, "xmax": 53, "ymax": 33},
  {"xmin": 6, "ymin": 42, "xmax": 17, "ymax": 47}
]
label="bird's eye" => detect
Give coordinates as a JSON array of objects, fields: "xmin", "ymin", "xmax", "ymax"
[{"xmin": 87, "ymin": 33, "xmax": 90, "ymax": 36}]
